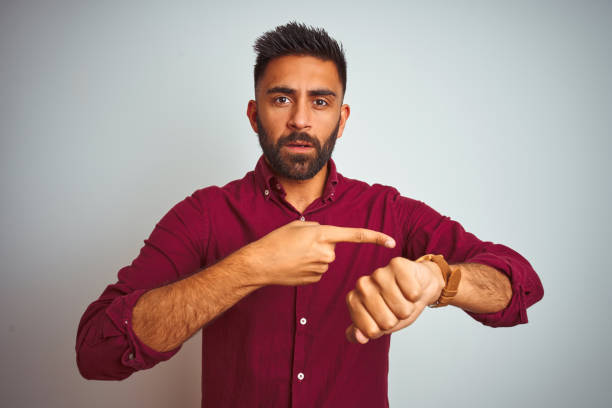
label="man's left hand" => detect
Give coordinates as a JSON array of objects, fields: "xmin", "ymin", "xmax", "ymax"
[{"xmin": 345, "ymin": 257, "xmax": 445, "ymax": 344}]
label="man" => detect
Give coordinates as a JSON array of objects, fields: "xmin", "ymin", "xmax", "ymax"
[{"xmin": 76, "ymin": 22, "xmax": 543, "ymax": 407}]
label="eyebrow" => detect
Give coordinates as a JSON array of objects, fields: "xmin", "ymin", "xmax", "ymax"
[{"xmin": 266, "ymin": 86, "xmax": 337, "ymax": 98}]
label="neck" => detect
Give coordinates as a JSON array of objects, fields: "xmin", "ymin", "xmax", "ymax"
[{"xmin": 269, "ymin": 161, "xmax": 329, "ymax": 214}]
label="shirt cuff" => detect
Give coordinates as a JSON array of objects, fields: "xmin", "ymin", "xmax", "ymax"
[
  {"xmin": 459, "ymin": 252, "xmax": 529, "ymax": 327},
  {"xmin": 105, "ymin": 288, "xmax": 181, "ymax": 370}
]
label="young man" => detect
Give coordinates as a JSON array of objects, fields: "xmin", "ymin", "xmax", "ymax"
[{"xmin": 76, "ymin": 22, "xmax": 543, "ymax": 407}]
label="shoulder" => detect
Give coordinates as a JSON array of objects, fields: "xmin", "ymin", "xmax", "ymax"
[
  {"xmin": 189, "ymin": 170, "xmax": 257, "ymax": 206},
  {"xmin": 337, "ymin": 173, "xmax": 394, "ymax": 195},
  {"xmin": 336, "ymin": 173, "xmax": 420, "ymax": 207},
  {"xmin": 335, "ymin": 173, "xmax": 430, "ymax": 230}
]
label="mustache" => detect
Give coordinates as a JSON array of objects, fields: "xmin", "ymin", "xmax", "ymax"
[{"xmin": 277, "ymin": 132, "xmax": 321, "ymax": 150}]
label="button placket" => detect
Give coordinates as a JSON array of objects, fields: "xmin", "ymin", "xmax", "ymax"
[{"xmin": 291, "ymin": 285, "xmax": 310, "ymax": 405}]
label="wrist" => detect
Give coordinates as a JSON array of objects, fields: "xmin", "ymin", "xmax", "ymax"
[
  {"xmin": 421, "ymin": 261, "xmax": 445, "ymax": 303},
  {"xmin": 415, "ymin": 254, "xmax": 462, "ymax": 308},
  {"xmin": 228, "ymin": 242, "xmax": 268, "ymax": 288},
  {"xmin": 197, "ymin": 244, "xmax": 265, "ymax": 291}
]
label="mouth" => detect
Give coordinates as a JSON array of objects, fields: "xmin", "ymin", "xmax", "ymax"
[
  {"xmin": 284, "ymin": 141, "xmax": 315, "ymax": 151},
  {"xmin": 286, "ymin": 140, "xmax": 313, "ymax": 148}
]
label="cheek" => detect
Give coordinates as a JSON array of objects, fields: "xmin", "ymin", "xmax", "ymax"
[
  {"xmin": 261, "ymin": 112, "xmax": 288, "ymax": 135},
  {"xmin": 267, "ymin": 110, "xmax": 289, "ymax": 126},
  {"xmin": 319, "ymin": 112, "xmax": 342, "ymax": 131}
]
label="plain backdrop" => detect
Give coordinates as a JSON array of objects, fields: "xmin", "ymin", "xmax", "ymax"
[{"xmin": 1, "ymin": 1, "xmax": 610, "ymax": 407}]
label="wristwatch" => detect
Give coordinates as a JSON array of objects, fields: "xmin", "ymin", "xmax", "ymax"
[{"xmin": 415, "ymin": 254, "xmax": 462, "ymax": 308}]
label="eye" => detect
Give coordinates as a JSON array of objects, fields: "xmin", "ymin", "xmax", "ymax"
[
  {"xmin": 274, "ymin": 96, "xmax": 290, "ymax": 104},
  {"xmin": 314, "ymin": 99, "xmax": 328, "ymax": 107}
]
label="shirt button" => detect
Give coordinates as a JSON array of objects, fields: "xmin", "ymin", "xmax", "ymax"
[
  {"xmin": 299, "ymin": 216, "xmax": 305, "ymax": 221},
  {"xmin": 300, "ymin": 317, "xmax": 307, "ymax": 325},
  {"xmin": 128, "ymin": 353, "xmax": 134, "ymax": 360},
  {"xmin": 276, "ymin": 184, "xmax": 281, "ymax": 190},
  {"xmin": 264, "ymin": 189, "xmax": 269, "ymax": 196},
  {"xmin": 297, "ymin": 372, "xmax": 305, "ymax": 381}
]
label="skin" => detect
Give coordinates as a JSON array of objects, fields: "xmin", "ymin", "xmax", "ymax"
[
  {"xmin": 132, "ymin": 55, "xmax": 513, "ymax": 352},
  {"xmin": 132, "ymin": 221, "xmax": 396, "ymax": 352},
  {"xmin": 246, "ymin": 55, "xmax": 350, "ymax": 213},
  {"xmin": 344, "ymin": 259, "xmax": 512, "ymax": 344}
]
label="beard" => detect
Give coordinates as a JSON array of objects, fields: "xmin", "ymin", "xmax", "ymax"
[{"xmin": 256, "ymin": 115, "xmax": 340, "ymax": 181}]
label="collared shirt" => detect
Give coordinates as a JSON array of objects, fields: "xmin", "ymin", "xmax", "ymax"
[{"xmin": 76, "ymin": 156, "xmax": 543, "ymax": 407}]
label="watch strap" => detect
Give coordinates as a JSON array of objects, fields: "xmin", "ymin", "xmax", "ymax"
[{"xmin": 415, "ymin": 254, "xmax": 461, "ymax": 308}]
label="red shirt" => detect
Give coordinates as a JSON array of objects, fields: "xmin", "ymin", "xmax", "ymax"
[{"xmin": 76, "ymin": 156, "xmax": 543, "ymax": 407}]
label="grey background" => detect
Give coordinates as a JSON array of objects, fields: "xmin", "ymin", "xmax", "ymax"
[{"xmin": 1, "ymin": 0, "xmax": 610, "ymax": 407}]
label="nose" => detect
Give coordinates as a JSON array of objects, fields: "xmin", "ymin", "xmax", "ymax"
[{"xmin": 288, "ymin": 99, "xmax": 311, "ymax": 131}]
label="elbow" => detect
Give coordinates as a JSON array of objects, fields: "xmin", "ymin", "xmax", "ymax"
[
  {"xmin": 523, "ymin": 269, "xmax": 544, "ymax": 310},
  {"xmin": 76, "ymin": 352, "xmax": 134, "ymax": 381},
  {"xmin": 76, "ymin": 341, "xmax": 135, "ymax": 381},
  {"xmin": 76, "ymin": 300, "xmax": 137, "ymax": 381}
]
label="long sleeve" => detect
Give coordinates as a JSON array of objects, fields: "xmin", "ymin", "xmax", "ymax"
[
  {"xmin": 395, "ymin": 196, "xmax": 544, "ymax": 327},
  {"xmin": 76, "ymin": 192, "xmax": 210, "ymax": 380}
]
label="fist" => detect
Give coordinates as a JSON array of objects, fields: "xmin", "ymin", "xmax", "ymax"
[{"xmin": 345, "ymin": 257, "xmax": 445, "ymax": 344}]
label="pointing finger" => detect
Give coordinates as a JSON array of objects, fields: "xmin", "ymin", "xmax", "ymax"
[{"xmin": 320, "ymin": 226, "xmax": 396, "ymax": 248}]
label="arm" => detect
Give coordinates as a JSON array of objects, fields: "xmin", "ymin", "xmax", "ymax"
[
  {"xmin": 447, "ymin": 262, "xmax": 512, "ymax": 313},
  {"xmin": 131, "ymin": 247, "xmax": 262, "ymax": 352},
  {"xmin": 402, "ymin": 198, "xmax": 543, "ymax": 326},
  {"xmin": 77, "ymin": 191, "xmax": 395, "ymax": 378},
  {"xmin": 132, "ymin": 221, "xmax": 396, "ymax": 352},
  {"xmin": 345, "ymin": 195, "xmax": 543, "ymax": 343},
  {"xmin": 76, "ymin": 193, "xmax": 210, "ymax": 380},
  {"xmin": 346, "ymin": 258, "xmax": 513, "ymax": 344}
]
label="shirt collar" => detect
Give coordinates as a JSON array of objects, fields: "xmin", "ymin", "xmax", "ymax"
[{"xmin": 254, "ymin": 155, "xmax": 339, "ymax": 202}]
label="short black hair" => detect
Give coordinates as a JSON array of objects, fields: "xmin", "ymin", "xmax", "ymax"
[{"xmin": 253, "ymin": 22, "xmax": 347, "ymax": 96}]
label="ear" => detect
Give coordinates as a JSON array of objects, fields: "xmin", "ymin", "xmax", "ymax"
[
  {"xmin": 336, "ymin": 103, "xmax": 351, "ymax": 139},
  {"xmin": 247, "ymin": 100, "xmax": 258, "ymax": 133}
]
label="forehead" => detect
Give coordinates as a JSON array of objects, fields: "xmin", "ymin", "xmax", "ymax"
[{"xmin": 258, "ymin": 55, "xmax": 342, "ymax": 95}]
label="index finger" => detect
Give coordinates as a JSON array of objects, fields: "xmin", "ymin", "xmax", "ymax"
[{"xmin": 319, "ymin": 225, "xmax": 396, "ymax": 248}]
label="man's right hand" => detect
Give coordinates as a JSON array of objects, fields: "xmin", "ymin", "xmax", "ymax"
[
  {"xmin": 131, "ymin": 219, "xmax": 395, "ymax": 352},
  {"xmin": 243, "ymin": 220, "xmax": 396, "ymax": 286}
]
